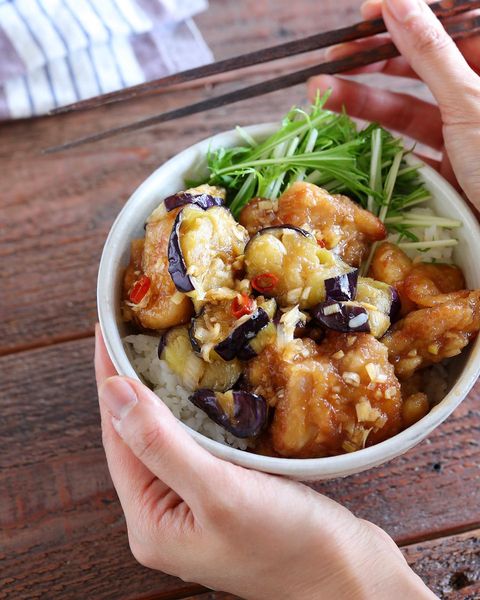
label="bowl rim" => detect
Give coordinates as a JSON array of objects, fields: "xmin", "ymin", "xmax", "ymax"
[{"xmin": 98, "ymin": 122, "xmax": 480, "ymax": 479}]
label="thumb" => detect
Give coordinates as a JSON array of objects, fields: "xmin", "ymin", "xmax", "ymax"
[
  {"xmin": 99, "ymin": 376, "xmax": 225, "ymax": 508},
  {"xmin": 382, "ymin": 0, "xmax": 480, "ymax": 123}
]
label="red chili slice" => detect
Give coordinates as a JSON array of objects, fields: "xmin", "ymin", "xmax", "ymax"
[
  {"xmin": 317, "ymin": 238, "xmax": 326, "ymax": 248},
  {"xmin": 129, "ymin": 274, "xmax": 151, "ymax": 304},
  {"xmin": 231, "ymin": 293, "xmax": 254, "ymax": 319},
  {"xmin": 251, "ymin": 273, "xmax": 279, "ymax": 293}
]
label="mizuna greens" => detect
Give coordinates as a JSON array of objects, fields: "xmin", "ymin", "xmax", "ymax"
[{"xmin": 193, "ymin": 92, "xmax": 460, "ymax": 262}]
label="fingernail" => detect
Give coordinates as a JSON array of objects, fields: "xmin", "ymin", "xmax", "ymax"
[
  {"xmin": 361, "ymin": 0, "xmax": 381, "ymax": 11},
  {"xmin": 385, "ymin": 0, "xmax": 421, "ymax": 22},
  {"xmin": 100, "ymin": 377, "xmax": 138, "ymax": 420},
  {"xmin": 361, "ymin": 0, "xmax": 381, "ymax": 19}
]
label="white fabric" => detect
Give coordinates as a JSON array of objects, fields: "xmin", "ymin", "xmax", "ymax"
[{"xmin": 0, "ymin": 0, "xmax": 212, "ymax": 119}]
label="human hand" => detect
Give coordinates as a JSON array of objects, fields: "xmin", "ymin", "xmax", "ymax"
[
  {"xmin": 308, "ymin": 0, "xmax": 480, "ymax": 207},
  {"xmin": 95, "ymin": 325, "xmax": 436, "ymax": 600}
]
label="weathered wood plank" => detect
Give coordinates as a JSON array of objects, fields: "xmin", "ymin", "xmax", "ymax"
[
  {"xmin": 0, "ymin": 338, "xmax": 478, "ymax": 599},
  {"xmin": 1, "ymin": 0, "xmax": 478, "ymax": 599},
  {"xmin": 402, "ymin": 529, "xmax": 480, "ymax": 600}
]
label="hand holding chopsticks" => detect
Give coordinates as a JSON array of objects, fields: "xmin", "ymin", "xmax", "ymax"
[
  {"xmin": 45, "ymin": 0, "xmax": 480, "ymax": 154},
  {"xmin": 309, "ymin": 0, "xmax": 480, "ymax": 208}
]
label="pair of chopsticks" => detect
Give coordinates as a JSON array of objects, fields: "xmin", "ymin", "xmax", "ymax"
[{"xmin": 45, "ymin": 0, "xmax": 480, "ymax": 154}]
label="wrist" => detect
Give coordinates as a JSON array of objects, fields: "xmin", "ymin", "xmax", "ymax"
[
  {"xmin": 284, "ymin": 518, "xmax": 436, "ymax": 600},
  {"xmin": 329, "ymin": 520, "xmax": 437, "ymax": 600}
]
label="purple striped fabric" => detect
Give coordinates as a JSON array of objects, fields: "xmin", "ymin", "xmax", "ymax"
[
  {"xmin": 0, "ymin": 86, "xmax": 9, "ymax": 121},
  {"xmin": 131, "ymin": 31, "xmax": 169, "ymax": 81},
  {"xmin": 0, "ymin": 28, "xmax": 26, "ymax": 82},
  {"xmin": 0, "ymin": 0, "xmax": 212, "ymax": 119}
]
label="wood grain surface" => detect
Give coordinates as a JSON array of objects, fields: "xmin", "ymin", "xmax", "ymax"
[
  {"xmin": 1, "ymin": 338, "xmax": 479, "ymax": 598},
  {"xmin": 1, "ymin": 0, "xmax": 479, "ymax": 599}
]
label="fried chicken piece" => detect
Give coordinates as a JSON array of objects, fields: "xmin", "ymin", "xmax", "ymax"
[
  {"xmin": 382, "ymin": 291, "xmax": 480, "ymax": 379},
  {"xmin": 369, "ymin": 242, "xmax": 466, "ymax": 315},
  {"xmin": 247, "ymin": 333, "xmax": 402, "ymax": 458},
  {"xmin": 369, "ymin": 242, "xmax": 412, "ymax": 287},
  {"xmin": 403, "ymin": 262, "xmax": 466, "ymax": 307},
  {"xmin": 123, "ymin": 209, "xmax": 193, "ymax": 330},
  {"xmin": 239, "ymin": 182, "xmax": 386, "ymax": 267},
  {"xmin": 238, "ymin": 197, "xmax": 280, "ymax": 236},
  {"xmin": 369, "ymin": 242, "xmax": 415, "ymax": 316}
]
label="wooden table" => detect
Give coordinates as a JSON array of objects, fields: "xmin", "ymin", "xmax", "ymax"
[{"xmin": 1, "ymin": 1, "xmax": 479, "ymax": 598}]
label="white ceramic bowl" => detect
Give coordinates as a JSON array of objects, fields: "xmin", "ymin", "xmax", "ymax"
[{"xmin": 98, "ymin": 123, "xmax": 480, "ymax": 481}]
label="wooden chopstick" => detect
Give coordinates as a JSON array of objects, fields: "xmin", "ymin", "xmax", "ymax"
[
  {"xmin": 51, "ymin": 0, "xmax": 480, "ymax": 116},
  {"xmin": 44, "ymin": 13, "xmax": 480, "ymax": 154}
]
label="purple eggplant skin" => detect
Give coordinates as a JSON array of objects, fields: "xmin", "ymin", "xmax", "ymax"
[
  {"xmin": 188, "ymin": 318, "xmax": 202, "ymax": 353},
  {"xmin": 236, "ymin": 344, "xmax": 258, "ymax": 361},
  {"xmin": 158, "ymin": 334, "xmax": 167, "ymax": 359},
  {"xmin": 164, "ymin": 192, "xmax": 224, "ymax": 213},
  {"xmin": 214, "ymin": 307, "xmax": 270, "ymax": 361},
  {"xmin": 389, "ymin": 287, "xmax": 402, "ymax": 323},
  {"xmin": 295, "ymin": 323, "xmax": 325, "ymax": 344},
  {"xmin": 244, "ymin": 224, "xmax": 314, "ymax": 254},
  {"xmin": 325, "ymin": 269, "xmax": 359, "ymax": 302},
  {"xmin": 167, "ymin": 209, "xmax": 195, "ymax": 293},
  {"xmin": 312, "ymin": 301, "xmax": 370, "ymax": 333},
  {"xmin": 190, "ymin": 389, "xmax": 267, "ymax": 438}
]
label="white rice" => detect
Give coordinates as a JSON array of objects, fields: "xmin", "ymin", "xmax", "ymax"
[
  {"xmin": 387, "ymin": 208, "xmax": 456, "ymax": 263},
  {"xmin": 123, "ymin": 334, "xmax": 249, "ymax": 450}
]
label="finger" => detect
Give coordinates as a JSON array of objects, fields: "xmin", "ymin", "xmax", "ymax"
[
  {"xmin": 95, "ymin": 327, "xmax": 160, "ymax": 512},
  {"xmin": 307, "ymin": 75, "xmax": 444, "ymax": 149},
  {"xmin": 361, "ymin": 0, "xmax": 382, "ymax": 18},
  {"xmin": 327, "ymin": 38, "xmax": 480, "ymax": 78},
  {"xmin": 98, "ymin": 375, "xmax": 228, "ymax": 512},
  {"xmin": 326, "ymin": 39, "xmax": 417, "ymax": 78},
  {"xmin": 382, "ymin": 0, "xmax": 480, "ymax": 123},
  {"xmin": 359, "ymin": 1, "xmax": 480, "ymax": 75},
  {"xmin": 94, "ymin": 323, "xmax": 117, "ymax": 385}
]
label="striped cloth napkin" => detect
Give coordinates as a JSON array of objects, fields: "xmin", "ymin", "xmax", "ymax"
[{"xmin": 0, "ymin": 0, "xmax": 213, "ymax": 119}]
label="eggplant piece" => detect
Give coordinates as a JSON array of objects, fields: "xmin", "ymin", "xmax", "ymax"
[
  {"xmin": 168, "ymin": 204, "xmax": 249, "ymax": 298},
  {"xmin": 294, "ymin": 322, "xmax": 325, "ymax": 343},
  {"xmin": 189, "ymin": 300, "xmax": 236, "ymax": 358},
  {"xmin": 238, "ymin": 321, "xmax": 277, "ymax": 360},
  {"xmin": 215, "ymin": 308, "xmax": 270, "ymax": 361},
  {"xmin": 312, "ymin": 301, "xmax": 370, "ymax": 333},
  {"xmin": 190, "ymin": 297, "xmax": 276, "ymax": 361},
  {"xmin": 325, "ymin": 269, "xmax": 359, "ymax": 302},
  {"xmin": 168, "ymin": 210, "xmax": 195, "ymax": 292},
  {"xmin": 389, "ymin": 287, "xmax": 401, "ymax": 323},
  {"xmin": 147, "ymin": 185, "xmax": 226, "ymax": 223},
  {"xmin": 159, "ymin": 326, "xmax": 241, "ymax": 391},
  {"xmin": 244, "ymin": 225, "xmax": 353, "ymax": 309},
  {"xmin": 236, "ymin": 344, "xmax": 258, "ymax": 361},
  {"xmin": 190, "ymin": 389, "xmax": 267, "ymax": 438},
  {"xmin": 356, "ymin": 277, "xmax": 402, "ymax": 322},
  {"xmin": 164, "ymin": 188, "xmax": 225, "ymax": 212},
  {"xmin": 245, "ymin": 224, "xmax": 314, "ymax": 248},
  {"xmin": 188, "ymin": 319, "xmax": 202, "ymax": 354},
  {"xmin": 157, "ymin": 334, "xmax": 167, "ymax": 359},
  {"xmin": 312, "ymin": 300, "xmax": 391, "ymax": 338}
]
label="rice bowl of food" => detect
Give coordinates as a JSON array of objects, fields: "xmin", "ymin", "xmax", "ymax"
[{"xmin": 98, "ymin": 97, "xmax": 480, "ymax": 480}]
